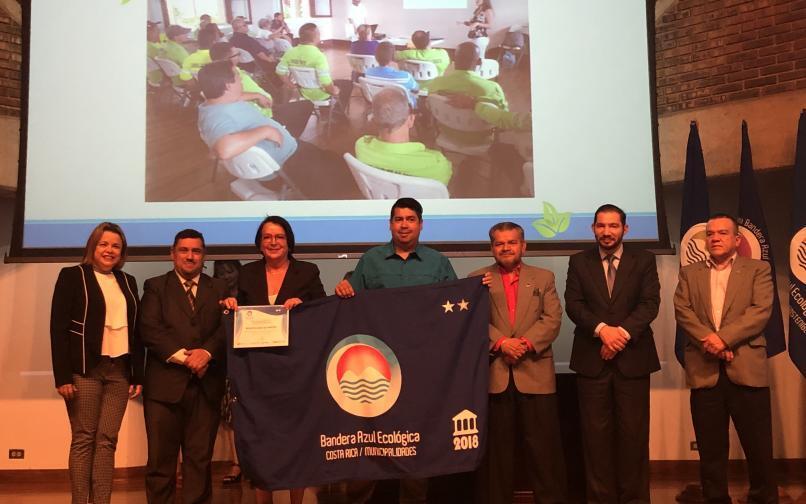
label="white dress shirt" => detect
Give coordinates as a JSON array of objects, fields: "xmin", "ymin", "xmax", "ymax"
[
  {"xmin": 706, "ymin": 253, "xmax": 736, "ymax": 331},
  {"xmin": 94, "ymin": 270, "xmax": 129, "ymax": 357}
]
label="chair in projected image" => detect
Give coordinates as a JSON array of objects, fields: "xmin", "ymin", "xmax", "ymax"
[
  {"xmin": 426, "ymin": 94, "xmax": 495, "ymax": 156},
  {"xmin": 346, "ymin": 53, "xmax": 379, "ymax": 75},
  {"xmin": 288, "ymin": 66, "xmax": 338, "ymax": 137},
  {"xmin": 399, "ymin": 59, "xmax": 439, "ymax": 84},
  {"xmin": 153, "ymin": 57, "xmax": 194, "ymax": 107},
  {"xmin": 357, "ymin": 76, "xmax": 412, "ymax": 120},
  {"xmin": 236, "ymin": 47, "xmax": 255, "ymax": 64},
  {"xmin": 215, "ymin": 147, "xmax": 303, "ymax": 201},
  {"xmin": 343, "ymin": 153, "xmax": 449, "ymax": 200},
  {"xmin": 147, "ymin": 57, "xmax": 163, "ymax": 99},
  {"xmin": 475, "ymin": 58, "xmax": 500, "ymax": 80}
]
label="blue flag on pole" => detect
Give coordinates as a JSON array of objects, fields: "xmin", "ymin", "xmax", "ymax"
[
  {"xmin": 675, "ymin": 121, "xmax": 711, "ymax": 366},
  {"xmin": 789, "ymin": 110, "xmax": 806, "ymax": 376},
  {"xmin": 226, "ymin": 277, "xmax": 490, "ymax": 490},
  {"xmin": 738, "ymin": 120, "xmax": 786, "ymax": 357}
]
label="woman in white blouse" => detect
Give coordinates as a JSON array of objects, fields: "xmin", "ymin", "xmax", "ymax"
[{"xmin": 50, "ymin": 222, "xmax": 144, "ymax": 504}]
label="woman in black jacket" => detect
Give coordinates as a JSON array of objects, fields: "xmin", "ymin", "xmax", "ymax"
[
  {"xmin": 50, "ymin": 222, "xmax": 144, "ymax": 504},
  {"xmin": 223, "ymin": 215, "xmax": 325, "ymax": 504}
]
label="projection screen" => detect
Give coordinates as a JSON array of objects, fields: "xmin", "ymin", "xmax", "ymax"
[{"xmin": 10, "ymin": 0, "xmax": 668, "ymax": 259}]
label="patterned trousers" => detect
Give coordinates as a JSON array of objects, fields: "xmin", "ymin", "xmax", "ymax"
[{"xmin": 66, "ymin": 357, "xmax": 130, "ymax": 504}]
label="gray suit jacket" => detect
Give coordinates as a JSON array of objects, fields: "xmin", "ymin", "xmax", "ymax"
[
  {"xmin": 673, "ymin": 256, "xmax": 773, "ymax": 389},
  {"xmin": 470, "ymin": 263, "xmax": 563, "ymax": 394}
]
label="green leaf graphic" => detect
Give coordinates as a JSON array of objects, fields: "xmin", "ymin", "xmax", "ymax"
[
  {"xmin": 532, "ymin": 219, "xmax": 556, "ymax": 238},
  {"xmin": 532, "ymin": 202, "xmax": 573, "ymax": 238},
  {"xmin": 121, "ymin": 0, "xmax": 131, "ymax": 4},
  {"xmin": 556, "ymin": 212, "xmax": 571, "ymax": 233},
  {"xmin": 542, "ymin": 201, "xmax": 559, "ymax": 227}
]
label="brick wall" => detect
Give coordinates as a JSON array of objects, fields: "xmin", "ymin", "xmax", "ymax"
[
  {"xmin": 656, "ymin": 0, "xmax": 806, "ymax": 114},
  {"xmin": 0, "ymin": 8, "xmax": 20, "ymax": 117}
]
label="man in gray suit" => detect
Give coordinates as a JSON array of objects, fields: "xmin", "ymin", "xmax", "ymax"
[
  {"xmin": 674, "ymin": 213, "xmax": 777, "ymax": 504},
  {"xmin": 471, "ymin": 222, "xmax": 567, "ymax": 504}
]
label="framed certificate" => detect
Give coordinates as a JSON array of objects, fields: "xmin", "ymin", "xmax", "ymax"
[{"xmin": 233, "ymin": 305, "xmax": 289, "ymax": 348}]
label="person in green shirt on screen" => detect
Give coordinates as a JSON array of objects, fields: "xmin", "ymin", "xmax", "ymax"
[
  {"xmin": 395, "ymin": 30, "xmax": 450, "ymax": 85},
  {"xmin": 428, "ymin": 41, "xmax": 507, "ymax": 110},
  {"xmin": 355, "ymin": 87, "xmax": 452, "ymax": 186},
  {"xmin": 180, "ymin": 27, "xmax": 216, "ymax": 81},
  {"xmin": 163, "ymin": 25, "xmax": 191, "ymax": 65},
  {"xmin": 428, "ymin": 41, "xmax": 509, "ymax": 146},
  {"xmin": 276, "ymin": 22, "xmax": 353, "ymax": 115}
]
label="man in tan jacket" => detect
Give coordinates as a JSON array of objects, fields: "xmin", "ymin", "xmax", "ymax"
[
  {"xmin": 470, "ymin": 222, "xmax": 567, "ymax": 504},
  {"xmin": 674, "ymin": 213, "xmax": 777, "ymax": 504}
]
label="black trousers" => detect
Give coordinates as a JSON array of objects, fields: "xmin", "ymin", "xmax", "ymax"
[
  {"xmin": 576, "ymin": 366, "xmax": 650, "ymax": 504},
  {"xmin": 278, "ymin": 141, "xmax": 361, "ymax": 200},
  {"xmin": 144, "ymin": 379, "xmax": 221, "ymax": 504},
  {"xmin": 480, "ymin": 377, "xmax": 567, "ymax": 504},
  {"xmin": 273, "ymin": 100, "xmax": 314, "ymax": 138},
  {"xmin": 332, "ymin": 79, "xmax": 354, "ymax": 114},
  {"xmin": 690, "ymin": 368, "xmax": 777, "ymax": 504}
]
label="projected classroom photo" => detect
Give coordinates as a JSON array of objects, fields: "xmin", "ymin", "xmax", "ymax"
[
  {"xmin": 19, "ymin": 1, "xmax": 662, "ymax": 250},
  {"xmin": 144, "ymin": 0, "xmax": 533, "ymax": 202}
]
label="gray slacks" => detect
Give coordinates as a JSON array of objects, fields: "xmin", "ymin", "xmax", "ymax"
[{"xmin": 66, "ymin": 356, "xmax": 131, "ymax": 504}]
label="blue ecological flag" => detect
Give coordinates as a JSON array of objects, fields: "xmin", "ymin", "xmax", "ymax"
[
  {"xmin": 738, "ymin": 120, "xmax": 786, "ymax": 357},
  {"xmin": 227, "ymin": 277, "xmax": 490, "ymax": 490},
  {"xmin": 789, "ymin": 110, "xmax": 806, "ymax": 376},
  {"xmin": 675, "ymin": 121, "xmax": 711, "ymax": 366}
]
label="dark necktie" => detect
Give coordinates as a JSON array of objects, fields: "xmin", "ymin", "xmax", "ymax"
[
  {"xmin": 184, "ymin": 280, "xmax": 196, "ymax": 310},
  {"xmin": 605, "ymin": 254, "xmax": 616, "ymax": 297}
]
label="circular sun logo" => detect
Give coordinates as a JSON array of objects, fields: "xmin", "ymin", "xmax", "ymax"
[
  {"xmin": 790, "ymin": 226, "xmax": 806, "ymax": 285},
  {"xmin": 680, "ymin": 223, "xmax": 708, "ymax": 266},
  {"xmin": 737, "ymin": 225, "xmax": 762, "ymax": 259},
  {"xmin": 325, "ymin": 334, "xmax": 402, "ymax": 418}
]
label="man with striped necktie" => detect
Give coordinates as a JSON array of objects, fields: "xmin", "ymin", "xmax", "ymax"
[{"xmin": 141, "ymin": 229, "xmax": 229, "ymax": 504}]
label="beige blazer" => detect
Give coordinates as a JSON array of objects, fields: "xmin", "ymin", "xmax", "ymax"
[
  {"xmin": 673, "ymin": 256, "xmax": 773, "ymax": 389},
  {"xmin": 469, "ymin": 263, "xmax": 563, "ymax": 394}
]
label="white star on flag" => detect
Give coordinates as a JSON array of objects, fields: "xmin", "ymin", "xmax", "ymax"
[
  {"xmin": 458, "ymin": 299, "xmax": 469, "ymax": 311},
  {"xmin": 442, "ymin": 300, "xmax": 455, "ymax": 313}
]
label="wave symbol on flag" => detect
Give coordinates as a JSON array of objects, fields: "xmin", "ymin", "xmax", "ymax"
[
  {"xmin": 798, "ymin": 241, "xmax": 806, "ymax": 272},
  {"xmin": 684, "ymin": 239, "xmax": 707, "ymax": 264},
  {"xmin": 339, "ymin": 374, "xmax": 391, "ymax": 404},
  {"xmin": 326, "ymin": 336, "xmax": 402, "ymax": 418},
  {"xmin": 680, "ymin": 223, "xmax": 708, "ymax": 266}
]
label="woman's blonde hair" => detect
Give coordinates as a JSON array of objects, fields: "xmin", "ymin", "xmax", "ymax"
[{"xmin": 81, "ymin": 222, "xmax": 128, "ymax": 270}]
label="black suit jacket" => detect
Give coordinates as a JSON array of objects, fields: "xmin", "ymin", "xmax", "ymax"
[
  {"xmin": 140, "ymin": 271, "xmax": 228, "ymax": 404},
  {"xmin": 238, "ymin": 259, "xmax": 326, "ymax": 305},
  {"xmin": 50, "ymin": 264, "xmax": 144, "ymax": 387},
  {"xmin": 565, "ymin": 246, "xmax": 661, "ymax": 378}
]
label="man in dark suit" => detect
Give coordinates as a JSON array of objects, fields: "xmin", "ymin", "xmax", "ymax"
[
  {"xmin": 674, "ymin": 213, "xmax": 777, "ymax": 504},
  {"xmin": 140, "ymin": 229, "xmax": 228, "ymax": 504},
  {"xmin": 564, "ymin": 204, "xmax": 660, "ymax": 504},
  {"xmin": 471, "ymin": 221, "xmax": 567, "ymax": 504}
]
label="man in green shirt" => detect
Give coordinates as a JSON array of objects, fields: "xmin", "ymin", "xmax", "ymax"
[
  {"xmin": 395, "ymin": 30, "xmax": 450, "ymax": 84},
  {"xmin": 428, "ymin": 42, "xmax": 509, "ymax": 146},
  {"xmin": 276, "ymin": 22, "xmax": 353, "ymax": 115},
  {"xmin": 355, "ymin": 88, "xmax": 452, "ymax": 186},
  {"xmin": 180, "ymin": 27, "xmax": 217, "ymax": 81},
  {"xmin": 210, "ymin": 41, "xmax": 313, "ymax": 138},
  {"xmin": 335, "ymin": 197, "xmax": 455, "ymax": 503},
  {"xmin": 428, "ymin": 42, "xmax": 507, "ymax": 110},
  {"xmin": 163, "ymin": 25, "xmax": 191, "ymax": 65}
]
